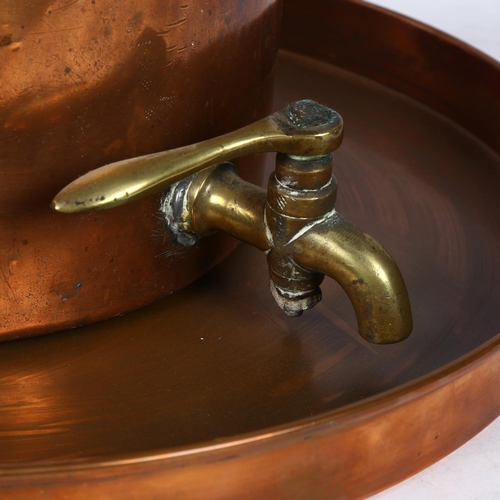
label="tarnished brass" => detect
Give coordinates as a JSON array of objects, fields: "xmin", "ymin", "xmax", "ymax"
[{"xmin": 53, "ymin": 100, "xmax": 412, "ymax": 343}]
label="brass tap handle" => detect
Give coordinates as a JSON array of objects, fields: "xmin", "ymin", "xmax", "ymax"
[
  {"xmin": 51, "ymin": 99, "xmax": 413, "ymax": 344},
  {"xmin": 52, "ymin": 100, "xmax": 343, "ymax": 214}
]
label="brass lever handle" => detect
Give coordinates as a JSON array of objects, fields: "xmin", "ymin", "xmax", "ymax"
[{"xmin": 52, "ymin": 100, "xmax": 343, "ymax": 213}]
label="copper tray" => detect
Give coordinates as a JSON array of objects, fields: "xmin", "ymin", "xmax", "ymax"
[{"xmin": 1, "ymin": 1, "xmax": 499, "ymax": 498}]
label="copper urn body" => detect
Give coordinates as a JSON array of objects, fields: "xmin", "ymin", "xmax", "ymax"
[{"xmin": 0, "ymin": 0, "xmax": 282, "ymax": 340}]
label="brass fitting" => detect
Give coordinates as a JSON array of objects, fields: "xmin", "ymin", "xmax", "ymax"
[
  {"xmin": 165, "ymin": 152, "xmax": 412, "ymax": 344},
  {"xmin": 53, "ymin": 100, "xmax": 413, "ymax": 344},
  {"xmin": 266, "ymin": 153, "xmax": 337, "ymax": 317}
]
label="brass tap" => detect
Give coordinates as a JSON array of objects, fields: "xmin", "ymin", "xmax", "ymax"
[{"xmin": 52, "ymin": 100, "xmax": 412, "ymax": 344}]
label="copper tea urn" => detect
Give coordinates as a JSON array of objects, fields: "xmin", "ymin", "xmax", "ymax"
[{"xmin": 0, "ymin": 0, "xmax": 499, "ymax": 498}]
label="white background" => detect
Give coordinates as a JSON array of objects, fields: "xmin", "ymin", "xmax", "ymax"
[{"xmin": 363, "ymin": 1, "xmax": 500, "ymax": 498}]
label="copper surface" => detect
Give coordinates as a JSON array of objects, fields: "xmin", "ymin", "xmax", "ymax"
[
  {"xmin": 0, "ymin": 0, "xmax": 281, "ymax": 340},
  {"xmin": 1, "ymin": 0, "xmax": 500, "ymax": 497}
]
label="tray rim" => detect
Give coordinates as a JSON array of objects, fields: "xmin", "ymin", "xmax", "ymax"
[{"xmin": 1, "ymin": 333, "xmax": 498, "ymax": 477}]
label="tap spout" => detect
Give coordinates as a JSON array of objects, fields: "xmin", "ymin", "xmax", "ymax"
[
  {"xmin": 293, "ymin": 212, "xmax": 412, "ymax": 344},
  {"xmin": 169, "ymin": 161, "xmax": 413, "ymax": 344}
]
